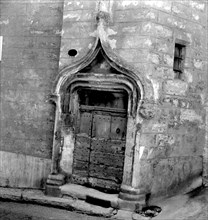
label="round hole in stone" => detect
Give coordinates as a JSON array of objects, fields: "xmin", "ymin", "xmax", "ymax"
[{"xmin": 68, "ymin": 49, "xmax": 78, "ymax": 57}]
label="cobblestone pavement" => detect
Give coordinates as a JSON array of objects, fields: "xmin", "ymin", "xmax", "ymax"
[{"xmin": 0, "ymin": 201, "xmax": 108, "ymax": 220}]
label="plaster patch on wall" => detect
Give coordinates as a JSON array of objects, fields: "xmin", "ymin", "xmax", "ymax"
[
  {"xmin": 30, "ymin": 30, "xmax": 44, "ymax": 34},
  {"xmin": 144, "ymin": 39, "xmax": 152, "ymax": 47},
  {"xmin": 63, "ymin": 13, "xmax": 81, "ymax": 21},
  {"xmin": 189, "ymin": 1, "xmax": 205, "ymax": 11},
  {"xmin": 200, "ymin": 94, "xmax": 206, "ymax": 105},
  {"xmin": 88, "ymin": 43, "xmax": 93, "ymax": 49},
  {"xmin": 61, "ymin": 30, "xmax": 65, "ymax": 36},
  {"xmin": 194, "ymin": 59, "xmax": 203, "ymax": 69},
  {"xmin": 99, "ymin": 0, "xmax": 114, "ymax": 15},
  {"xmin": 90, "ymin": 30, "xmax": 98, "ymax": 37},
  {"xmin": 55, "ymin": 30, "xmax": 62, "ymax": 35},
  {"xmin": 122, "ymin": 0, "xmax": 139, "ymax": 7},
  {"xmin": 184, "ymin": 70, "xmax": 193, "ymax": 83},
  {"xmin": 0, "ymin": 19, "xmax": 9, "ymax": 25},
  {"xmin": 139, "ymin": 146, "xmax": 145, "ymax": 160},
  {"xmin": 152, "ymin": 123, "xmax": 167, "ymax": 133},
  {"xmin": 163, "ymin": 54, "xmax": 173, "ymax": 66},
  {"xmin": 143, "ymin": 23, "xmax": 152, "ymax": 32},
  {"xmin": 107, "ymin": 28, "xmax": 117, "ymax": 36},
  {"xmin": 151, "ymin": 79, "xmax": 160, "ymax": 100},
  {"xmin": 192, "ymin": 14, "xmax": 199, "ymax": 21},
  {"xmin": 148, "ymin": 53, "xmax": 160, "ymax": 65},
  {"xmin": 144, "ymin": 0, "xmax": 171, "ymax": 11},
  {"xmin": 60, "ymin": 134, "xmax": 74, "ymax": 173},
  {"xmin": 98, "ymin": 22, "xmax": 118, "ymax": 49},
  {"xmin": 180, "ymin": 109, "xmax": 202, "ymax": 123},
  {"xmin": 147, "ymin": 148, "xmax": 154, "ymax": 159},
  {"xmin": 186, "ymin": 33, "xmax": 192, "ymax": 43}
]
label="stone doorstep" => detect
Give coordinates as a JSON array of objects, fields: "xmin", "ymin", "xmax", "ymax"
[
  {"xmin": 0, "ymin": 186, "xmax": 144, "ymax": 219},
  {"xmin": 60, "ymin": 183, "xmax": 119, "ymax": 209},
  {"xmin": 0, "ymin": 187, "xmax": 116, "ymax": 218}
]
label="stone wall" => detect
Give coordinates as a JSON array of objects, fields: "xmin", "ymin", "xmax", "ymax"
[
  {"xmin": 59, "ymin": 0, "xmax": 207, "ymax": 197},
  {"xmin": 112, "ymin": 0, "xmax": 207, "ymax": 197},
  {"xmin": 0, "ymin": 0, "xmax": 64, "ymax": 188}
]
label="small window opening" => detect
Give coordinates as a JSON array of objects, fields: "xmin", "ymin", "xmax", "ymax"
[
  {"xmin": 173, "ymin": 43, "xmax": 186, "ymax": 79},
  {"xmin": 68, "ymin": 49, "xmax": 78, "ymax": 57}
]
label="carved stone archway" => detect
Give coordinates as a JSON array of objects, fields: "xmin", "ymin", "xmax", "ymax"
[{"xmin": 46, "ymin": 6, "xmax": 156, "ymax": 203}]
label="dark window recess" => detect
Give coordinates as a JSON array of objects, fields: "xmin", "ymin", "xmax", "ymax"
[
  {"xmin": 78, "ymin": 89, "xmax": 128, "ymax": 110},
  {"xmin": 173, "ymin": 43, "xmax": 186, "ymax": 78}
]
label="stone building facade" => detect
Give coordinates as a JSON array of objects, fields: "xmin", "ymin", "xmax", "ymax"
[{"xmin": 0, "ymin": 0, "xmax": 207, "ymax": 205}]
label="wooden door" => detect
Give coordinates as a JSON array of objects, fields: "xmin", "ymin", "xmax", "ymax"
[
  {"xmin": 89, "ymin": 111, "xmax": 127, "ymax": 191},
  {"xmin": 72, "ymin": 90, "xmax": 127, "ymax": 192}
]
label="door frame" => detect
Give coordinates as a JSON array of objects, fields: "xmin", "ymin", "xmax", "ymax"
[
  {"xmin": 47, "ymin": 42, "xmax": 156, "ymax": 199},
  {"xmin": 72, "ymin": 88, "xmax": 128, "ymax": 191},
  {"xmin": 55, "ymin": 74, "xmax": 141, "ymax": 186}
]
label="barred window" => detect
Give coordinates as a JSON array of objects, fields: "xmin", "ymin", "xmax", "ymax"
[{"xmin": 173, "ymin": 43, "xmax": 186, "ymax": 78}]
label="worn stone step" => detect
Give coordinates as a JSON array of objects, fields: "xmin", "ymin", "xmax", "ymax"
[
  {"xmin": 0, "ymin": 188, "xmax": 117, "ymax": 218},
  {"xmin": 60, "ymin": 183, "xmax": 119, "ymax": 208},
  {"xmin": 22, "ymin": 189, "xmax": 116, "ymax": 218}
]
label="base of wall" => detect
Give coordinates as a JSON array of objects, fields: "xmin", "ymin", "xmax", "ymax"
[
  {"xmin": 0, "ymin": 151, "xmax": 51, "ymax": 188},
  {"xmin": 45, "ymin": 173, "xmax": 65, "ymax": 197}
]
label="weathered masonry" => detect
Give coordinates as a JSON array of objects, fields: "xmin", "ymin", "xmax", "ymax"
[{"xmin": 0, "ymin": 0, "xmax": 207, "ymax": 208}]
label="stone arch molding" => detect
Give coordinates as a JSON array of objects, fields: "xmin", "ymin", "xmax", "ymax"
[{"xmin": 47, "ymin": 11, "xmax": 156, "ymax": 198}]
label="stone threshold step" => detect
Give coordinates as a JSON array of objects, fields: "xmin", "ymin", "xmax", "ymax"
[
  {"xmin": 0, "ymin": 187, "xmax": 116, "ymax": 218},
  {"xmin": 60, "ymin": 183, "xmax": 119, "ymax": 209}
]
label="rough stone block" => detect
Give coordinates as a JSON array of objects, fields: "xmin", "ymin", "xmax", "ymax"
[
  {"xmin": 163, "ymin": 80, "xmax": 188, "ymax": 96},
  {"xmin": 114, "ymin": 8, "xmax": 157, "ymax": 22},
  {"xmin": 64, "ymin": 0, "xmax": 97, "ymax": 11},
  {"xmin": 143, "ymin": 0, "xmax": 171, "ymax": 12},
  {"xmin": 111, "ymin": 22, "xmax": 140, "ymax": 34},
  {"xmin": 45, "ymin": 184, "xmax": 61, "ymax": 197},
  {"xmin": 163, "ymin": 54, "xmax": 173, "ymax": 67},
  {"xmin": 62, "ymin": 22, "xmax": 96, "ymax": 39},
  {"xmin": 151, "ymin": 66, "xmax": 175, "ymax": 80},
  {"xmin": 116, "ymin": 36, "xmax": 151, "ymax": 49},
  {"xmin": 150, "ymin": 37, "xmax": 174, "ymax": 54},
  {"xmin": 63, "ymin": 10, "xmax": 94, "ymax": 22},
  {"xmin": 141, "ymin": 22, "xmax": 173, "ymax": 38},
  {"xmin": 150, "ymin": 156, "xmax": 203, "ymax": 196},
  {"xmin": 117, "ymin": 49, "xmax": 148, "ymax": 63},
  {"xmin": 27, "ymin": 2, "xmax": 63, "ymax": 18},
  {"xmin": 180, "ymin": 109, "xmax": 202, "ymax": 124},
  {"xmin": 172, "ymin": 2, "xmax": 192, "ymax": 19},
  {"xmin": 0, "ymin": 2, "xmax": 27, "ymax": 17},
  {"xmin": 118, "ymin": 198, "xmax": 138, "ymax": 211}
]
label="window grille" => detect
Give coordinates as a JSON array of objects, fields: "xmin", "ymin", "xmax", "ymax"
[{"xmin": 173, "ymin": 43, "xmax": 186, "ymax": 78}]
